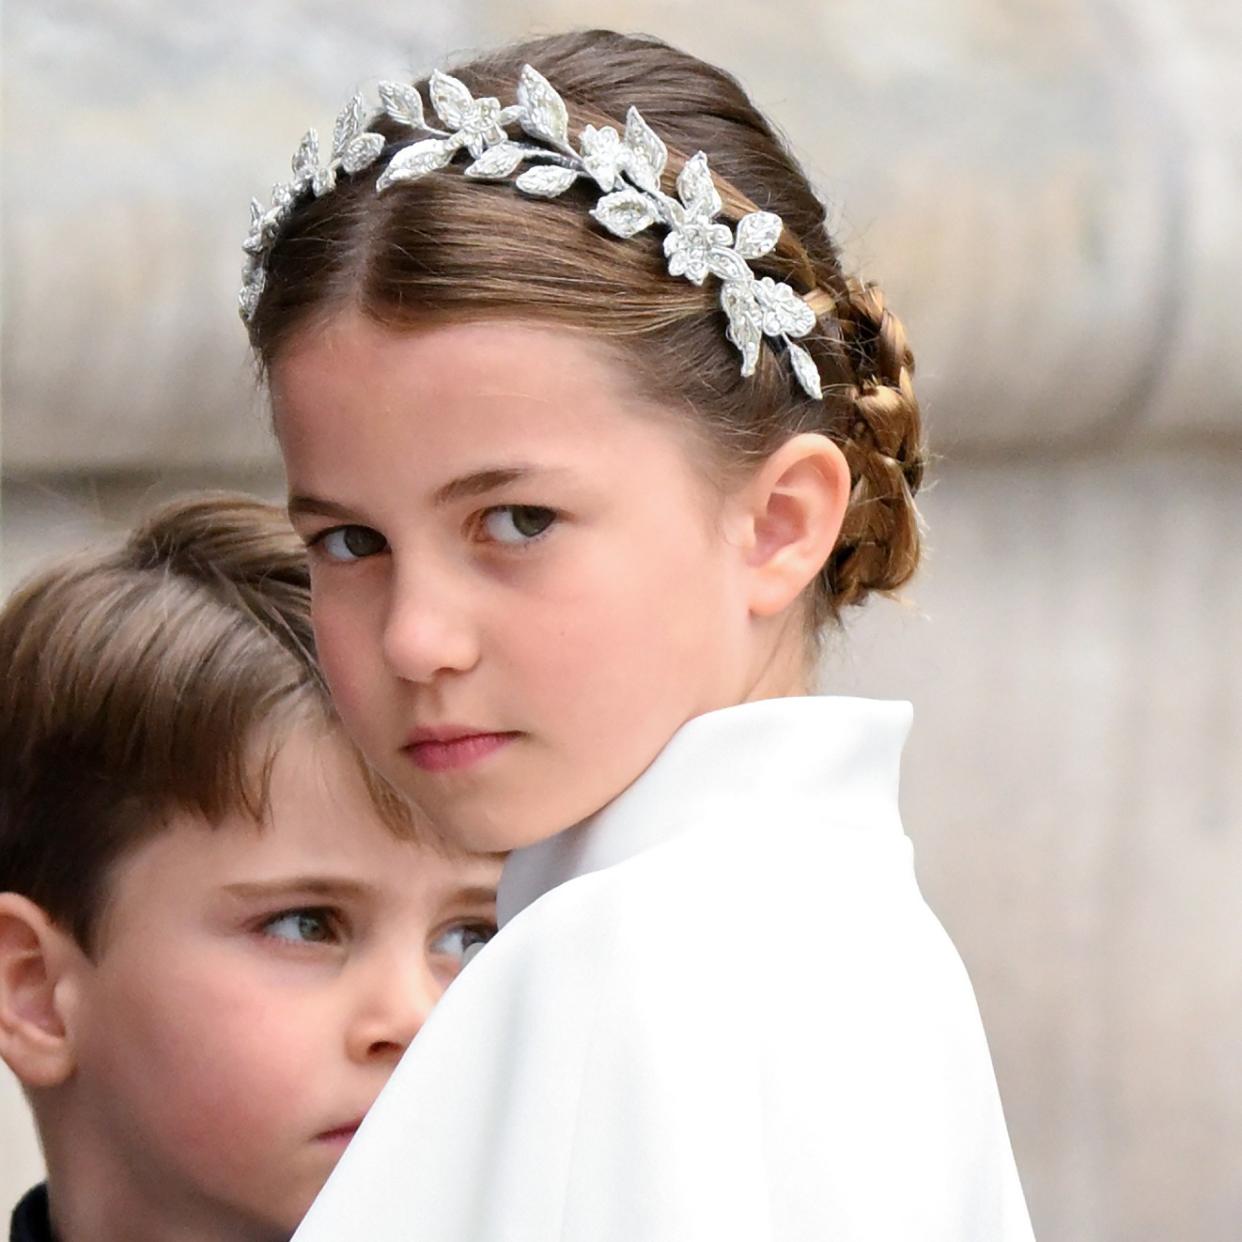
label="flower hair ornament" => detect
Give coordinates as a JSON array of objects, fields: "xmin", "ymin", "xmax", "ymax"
[{"xmin": 240, "ymin": 65, "xmax": 825, "ymax": 400}]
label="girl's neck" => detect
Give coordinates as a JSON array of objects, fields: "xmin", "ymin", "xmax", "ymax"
[{"xmin": 737, "ymin": 615, "xmax": 813, "ymax": 703}]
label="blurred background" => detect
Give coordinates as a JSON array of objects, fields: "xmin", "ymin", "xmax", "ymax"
[{"xmin": 2, "ymin": 3, "xmax": 1239, "ymax": 1238}]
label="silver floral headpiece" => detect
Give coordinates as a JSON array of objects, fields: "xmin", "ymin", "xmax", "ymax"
[{"xmin": 240, "ymin": 64, "xmax": 823, "ymax": 399}]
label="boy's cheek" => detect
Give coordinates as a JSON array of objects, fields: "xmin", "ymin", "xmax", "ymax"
[
  {"xmin": 82, "ymin": 972, "xmax": 351, "ymax": 1229},
  {"xmin": 84, "ymin": 949, "xmax": 333, "ymax": 1134}
]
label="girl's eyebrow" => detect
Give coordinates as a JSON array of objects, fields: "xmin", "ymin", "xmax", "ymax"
[
  {"xmin": 286, "ymin": 494, "xmax": 358, "ymax": 522},
  {"xmin": 433, "ymin": 464, "xmax": 572, "ymax": 506},
  {"xmin": 288, "ymin": 466, "xmax": 574, "ymax": 521}
]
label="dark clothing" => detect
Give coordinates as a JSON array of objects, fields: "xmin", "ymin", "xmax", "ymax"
[{"xmin": 9, "ymin": 1185, "xmax": 53, "ymax": 1242}]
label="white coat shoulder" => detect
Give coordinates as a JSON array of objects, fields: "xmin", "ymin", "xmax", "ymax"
[{"xmin": 296, "ymin": 819, "xmax": 1033, "ymax": 1241}]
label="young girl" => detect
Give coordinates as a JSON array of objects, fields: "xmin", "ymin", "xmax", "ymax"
[{"xmin": 242, "ymin": 29, "xmax": 1035, "ymax": 1240}]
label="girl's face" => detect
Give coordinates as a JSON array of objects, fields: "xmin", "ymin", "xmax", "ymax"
[{"xmin": 273, "ymin": 313, "xmax": 787, "ymax": 852}]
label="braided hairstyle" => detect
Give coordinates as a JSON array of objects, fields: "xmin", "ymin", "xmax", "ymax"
[{"xmin": 249, "ymin": 30, "xmax": 925, "ymax": 625}]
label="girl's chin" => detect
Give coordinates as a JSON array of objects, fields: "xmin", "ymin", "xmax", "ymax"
[
  {"xmin": 410, "ymin": 788, "xmax": 568, "ymax": 855},
  {"xmin": 390, "ymin": 745, "xmax": 612, "ymax": 853}
]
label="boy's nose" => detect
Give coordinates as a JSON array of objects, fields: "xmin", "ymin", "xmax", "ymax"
[{"xmin": 347, "ymin": 960, "xmax": 441, "ymax": 1064}]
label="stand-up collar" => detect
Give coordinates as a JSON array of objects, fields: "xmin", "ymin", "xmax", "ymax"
[
  {"xmin": 9, "ymin": 1184, "xmax": 54, "ymax": 1242},
  {"xmin": 498, "ymin": 695, "xmax": 913, "ymax": 925}
]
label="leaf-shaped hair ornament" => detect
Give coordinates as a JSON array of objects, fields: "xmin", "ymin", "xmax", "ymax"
[
  {"xmin": 591, "ymin": 188, "xmax": 659, "ymax": 237},
  {"xmin": 239, "ymin": 63, "xmax": 828, "ymax": 401},
  {"xmin": 429, "ymin": 71, "xmax": 474, "ymax": 130},
  {"xmin": 721, "ymin": 281, "xmax": 764, "ymax": 377},
  {"xmin": 332, "ymin": 95, "xmax": 367, "ymax": 160},
  {"xmin": 676, "ymin": 152, "xmax": 721, "ymax": 219},
  {"xmin": 516, "ymin": 65, "xmax": 570, "ymax": 148},
  {"xmin": 621, "ymin": 108, "xmax": 667, "ymax": 194},
  {"xmin": 580, "ymin": 124, "xmax": 624, "ymax": 190},
  {"xmin": 515, "ymin": 165, "xmax": 580, "ymax": 197},
  {"xmin": 465, "ymin": 143, "xmax": 529, "ymax": 180},
  {"xmin": 734, "ymin": 211, "xmax": 783, "ymax": 259},
  {"xmin": 342, "ymin": 133, "xmax": 385, "ymax": 174},
  {"xmin": 375, "ymin": 138, "xmax": 456, "ymax": 191},
  {"xmin": 787, "ymin": 341, "xmax": 823, "ymax": 399},
  {"xmin": 292, "ymin": 131, "xmax": 319, "ymax": 182},
  {"xmin": 379, "ymin": 81, "xmax": 425, "ymax": 128}
]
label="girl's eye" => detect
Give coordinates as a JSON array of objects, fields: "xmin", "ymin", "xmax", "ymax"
[
  {"xmin": 479, "ymin": 505, "xmax": 557, "ymax": 546},
  {"xmin": 430, "ymin": 921, "xmax": 497, "ymax": 966},
  {"xmin": 260, "ymin": 908, "xmax": 341, "ymax": 945},
  {"xmin": 315, "ymin": 525, "xmax": 388, "ymax": 562}
]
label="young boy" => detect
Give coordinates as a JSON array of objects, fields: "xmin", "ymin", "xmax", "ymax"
[{"xmin": 0, "ymin": 494, "xmax": 502, "ymax": 1242}]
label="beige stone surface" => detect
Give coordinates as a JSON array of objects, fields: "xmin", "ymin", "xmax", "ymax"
[
  {"xmin": 3, "ymin": 1, "xmax": 1241, "ymax": 470},
  {"xmin": 2, "ymin": 1, "xmax": 473, "ymax": 472},
  {"xmin": 0, "ymin": 1072, "xmax": 41, "ymax": 1216}
]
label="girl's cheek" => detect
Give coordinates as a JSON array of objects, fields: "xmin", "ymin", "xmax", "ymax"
[{"xmin": 313, "ymin": 605, "xmax": 378, "ymax": 705}]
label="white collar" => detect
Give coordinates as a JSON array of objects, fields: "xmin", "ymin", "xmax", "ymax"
[{"xmin": 498, "ymin": 695, "xmax": 913, "ymax": 925}]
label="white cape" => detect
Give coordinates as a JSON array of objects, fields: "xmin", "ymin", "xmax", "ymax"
[{"xmin": 294, "ymin": 696, "xmax": 1035, "ymax": 1241}]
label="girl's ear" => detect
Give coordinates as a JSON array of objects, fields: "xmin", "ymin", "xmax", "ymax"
[
  {"xmin": 0, "ymin": 893, "xmax": 82, "ymax": 1088},
  {"xmin": 729, "ymin": 432, "xmax": 851, "ymax": 617}
]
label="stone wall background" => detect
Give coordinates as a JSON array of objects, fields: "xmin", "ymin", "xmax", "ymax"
[{"xmin": 2, "ymin": 4, "xmax": 1240, "ymax": 1240}]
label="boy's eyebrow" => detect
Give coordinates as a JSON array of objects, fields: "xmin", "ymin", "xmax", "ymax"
[
  {"xmin": 222, "ymin": 876, "xmax": 377, "ymax": 901},
  {"xmin": 221, "ymin": 879, "xmax": 499, "ymax": 908},
  {"xmin": 445, "ymin": 885, "xmax": 502, "ymax": 908}
]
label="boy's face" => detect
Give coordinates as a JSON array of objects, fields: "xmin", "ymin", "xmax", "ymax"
[{"xmin": 62, "ymin": 722, "xmax": 501, "ymax": 1239}]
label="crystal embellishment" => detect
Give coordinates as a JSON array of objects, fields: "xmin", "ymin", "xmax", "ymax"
[{"xmin": 239, "ymin": 65, "xmax": 824, "ymax": 399}]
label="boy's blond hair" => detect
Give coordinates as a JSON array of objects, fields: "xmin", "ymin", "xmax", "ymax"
[{"xmin": 0, "ymin": 492, "xmax": 408, "ymax": 953}]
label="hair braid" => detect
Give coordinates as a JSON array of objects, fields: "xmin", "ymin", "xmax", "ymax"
[{"xmin": 821, "ymin": 279, "xmax": 926, "ymax": 612}]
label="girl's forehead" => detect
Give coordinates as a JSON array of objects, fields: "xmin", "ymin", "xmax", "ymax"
[
  {"xmin": 272, "ymin": 312, "xmax": 632, "ymax": 411},
  {"xmin": 271, "ymin": 312, "xmax": 703, "ymax": 485}
]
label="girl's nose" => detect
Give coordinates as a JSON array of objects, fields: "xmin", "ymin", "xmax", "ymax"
[{"xmin": 380, "ymin": 562, "xmax": 480, "ymax": 683}]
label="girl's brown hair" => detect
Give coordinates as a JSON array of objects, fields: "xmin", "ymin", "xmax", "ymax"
[
  {"xmin": 248, "ymin": 29, "xmax": 925, "ymax": 624},
  {"xmin": 0, "ymin": 493, "xmax": 405, "ymax": 953}
]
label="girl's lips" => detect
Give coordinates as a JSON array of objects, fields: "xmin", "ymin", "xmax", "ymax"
[
  {"xmin": 316, "ymin": 1121, "xmax": 361, "ymax": 1145},
  {"xmin": 403, "ymin": 731, "xmax": 518, "ymax": 772}
]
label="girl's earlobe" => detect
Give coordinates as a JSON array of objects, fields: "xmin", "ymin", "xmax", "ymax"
[
  {"xmin": 0, "ymin": 893, "xmax": 81, "ymax": 1088},
  {"xmin": 743, "ymin": 433, "xmax": 851, "ymax": 618}
]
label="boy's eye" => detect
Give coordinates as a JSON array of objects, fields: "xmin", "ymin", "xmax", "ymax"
[
  {"xmin": 430, "ymin": 921, "xmax": 497, "ymax": 966},
  {"xmin": 261, "ymin": 908, "xmax": 340, "ymax": 945},
  {"xmin": 480, "ymin": 505, "xmax": 557, "ymax": 545},
  {"xmin": 315, "ymin": 525, "xmax": 388, "ymax": 562}
]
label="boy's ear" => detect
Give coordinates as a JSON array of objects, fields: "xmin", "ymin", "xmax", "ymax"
[
  {"xmin": 0, "ymin": 893, "xmax": 82, "ymax": 1088},
  {"xmin": 728, "ymin": 432, "xmax": 851, "ymax": 617}
]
